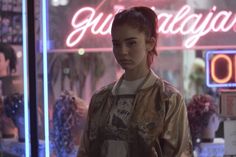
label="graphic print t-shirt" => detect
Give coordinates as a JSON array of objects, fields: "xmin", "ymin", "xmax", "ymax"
[{"xmin": 100, "ymin": 77, "xmax": 146, "ymax": 157}]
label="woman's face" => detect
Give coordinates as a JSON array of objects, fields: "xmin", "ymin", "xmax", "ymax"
[{"xmin": 112, "ymin": 24, "xmax": 152, "ymax": 71}]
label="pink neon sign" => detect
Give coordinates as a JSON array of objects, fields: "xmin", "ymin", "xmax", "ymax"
[{"xmin": 66, "ymin": 5, "xmax": 236, "ymax": 48}]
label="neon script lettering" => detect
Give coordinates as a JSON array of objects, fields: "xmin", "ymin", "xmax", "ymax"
[{"xmin": 66, "ymin": 5, "xmax": 236, "ymax": 48}]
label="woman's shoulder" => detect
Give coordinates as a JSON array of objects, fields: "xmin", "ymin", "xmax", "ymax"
[
  {"xmin": 150, "ymin": 71, "xmax": 181, "ymax": 95},
  {"xmin": 163, "ymin": 80, "xmax": 181, "ymax": 93},
  {"xmin": 149, "ymin": 71, "xmax": 183, "ymax": 101},
  {"xmin": 89, "ymin": 81, "xmax": 115, "ymax": 105},
  {"xmin": 156, "ymin": 77, "xmax": 183, "ymax": 99},
  {"xmin": 92, "ymin": 82, "xmax": 115, "ymax": 97}
]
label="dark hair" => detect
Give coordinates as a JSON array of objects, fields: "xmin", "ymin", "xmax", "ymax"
[
  {"xmin": 111, "ymin": 6, "xmax": 158, "ymax": 67},
  {"xmin": 3, "ymin": 93, "xmax": 24, "ymax": 125},
  {"xmin": 52, "ymin": 90, "xmax": 82, "ymax": 155},
  {"xmin": 0, "ymin": 43, "xmax": 17, "ymax": 74},
  {"xmin": 187, "ymin": 94, "xmax": 218, "ymax": 149}
]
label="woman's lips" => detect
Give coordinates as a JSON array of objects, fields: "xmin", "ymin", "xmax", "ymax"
[{"xmin": 119, "ymin": 59, "xmax": 132, "ymax": 64}]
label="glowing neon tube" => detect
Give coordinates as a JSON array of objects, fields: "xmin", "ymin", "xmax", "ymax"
[
  {"xmin": 42, "ymin": 0, "xmax": 50, "ymax": 156},
  {"xmin": 22, "ymin": 0, "xmax": 30, "ymax": 156}
]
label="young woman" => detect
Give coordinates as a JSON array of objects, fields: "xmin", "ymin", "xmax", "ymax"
[
  {"xmin": 187, "ymin": 94, "xmax": 224, "ymax": 157},
  {"xmin": 78, "ymin": 6, "xmax": 193, "ymax": 157}
]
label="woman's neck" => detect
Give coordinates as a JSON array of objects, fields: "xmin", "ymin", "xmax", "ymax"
[{"xmin": 124, "ymin": 67, "xmax": 150, "ymax": 81}]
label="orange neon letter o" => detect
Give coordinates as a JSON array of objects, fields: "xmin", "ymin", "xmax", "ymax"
[{"xmin": 211, "ymin": 54, "xmax": 232, "ymax": 83}]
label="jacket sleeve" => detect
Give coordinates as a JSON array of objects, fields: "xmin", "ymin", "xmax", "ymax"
[
  {"xmin": 77, "ymin": 95, "xmax": 96, "ymax": 157},
  {"xmin": 160, "ymin": 94, "xmax": 193, "ymax": 157},
  {"xmin": 77, "ymin": 116, "xmax": 90, "ymax": 157},
  {"xmin": 77, "ymin": 85, "xmax": 113, "ymax": 157}
]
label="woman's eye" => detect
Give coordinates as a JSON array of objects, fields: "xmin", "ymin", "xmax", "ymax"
[{"xmin": 127, "ymin": 41, "xmax": 136, "ymax": 47}]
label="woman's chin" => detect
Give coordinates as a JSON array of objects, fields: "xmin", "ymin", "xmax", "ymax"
[{"xmin": 120, "ymin": 64, "xmax": 133, "ymax": 71}]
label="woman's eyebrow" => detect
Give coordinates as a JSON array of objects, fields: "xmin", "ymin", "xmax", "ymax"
[
  {"xmin": 112, "ymin": 37, "xmax": 138, "ymax": 42},
  {"xmin": 125, "ymin": 37, "xmax": 137, "ymax": 41}
]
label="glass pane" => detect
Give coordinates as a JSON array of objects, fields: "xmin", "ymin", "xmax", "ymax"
[
  {"xmin": 40, "ymin": 0, "xmax": 234, "ymax": 156},
  {"xmin": 0, "ymin": 0, "xmax": 30, "ymax": 156}
]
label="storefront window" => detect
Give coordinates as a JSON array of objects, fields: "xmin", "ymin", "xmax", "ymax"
[
  {"xmin": 2, "ymin": 0, "xmax": 235, "ymax": 156},
  {"xmin": 38, "ymin": 0, "xmax": 236, "ymax": 156}
]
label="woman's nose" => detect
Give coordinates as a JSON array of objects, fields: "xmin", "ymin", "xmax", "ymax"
[{"xmin": 119, "ymin": 45, "xmax": 129, "ymax": 55}]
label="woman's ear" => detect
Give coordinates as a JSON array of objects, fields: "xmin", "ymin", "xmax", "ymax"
[{"xmin": 146, "ymin": 37, "xmax": 156, "ymax": 52}]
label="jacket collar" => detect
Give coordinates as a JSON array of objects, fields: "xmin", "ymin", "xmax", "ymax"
[{"xmin": 111, "ymin": 69, "xmax": 161, "ymax": 95}]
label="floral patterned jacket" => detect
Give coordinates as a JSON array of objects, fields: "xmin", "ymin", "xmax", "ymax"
[{"xmin": 77, "ymin": 72, "xmax": 193, "ymax": 157}]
